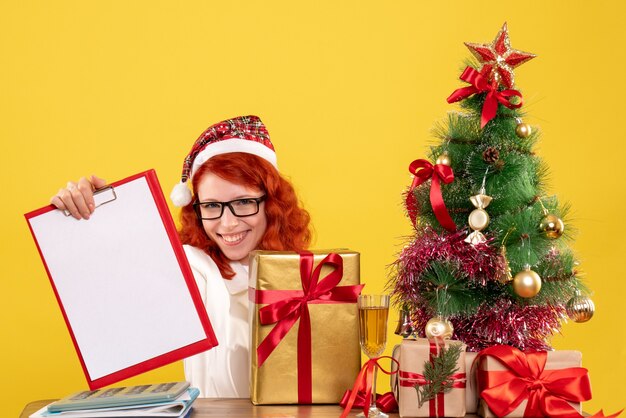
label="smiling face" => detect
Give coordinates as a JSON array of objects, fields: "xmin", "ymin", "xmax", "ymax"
[{"xmin": 196, "ymin": 172, "xmax": 267, "ymax": 265}]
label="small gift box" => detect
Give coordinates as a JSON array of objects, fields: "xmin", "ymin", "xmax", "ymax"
[
  {"xmin": 397, "ymin": 347, "xmax": 480, "ymax": 414},
  {"xmin": 476, "ymin": 345, "xmax": 591, "ymax": 417},
  {"xmin": 398, "ymin": 338, "xmax": 467, "ymax": 417},
  {"xmin": 249, "ymin": 250, "xmax": 363, "ymax": 404}
]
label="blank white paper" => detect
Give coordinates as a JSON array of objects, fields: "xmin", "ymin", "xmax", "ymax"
[{"xmin": 28, "ymin": 176, "xmax": 207, "ymax": 380}]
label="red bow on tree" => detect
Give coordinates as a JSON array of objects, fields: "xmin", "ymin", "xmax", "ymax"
[
  {"xmin": 447, "ymin": 66, "xmax": 523, "ymax": 128},
  {"xmin": 406, "ymin": 159, "xmax": 456, "ymax": 232}
]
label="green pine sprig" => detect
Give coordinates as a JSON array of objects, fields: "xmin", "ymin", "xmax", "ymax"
[{"xmin": 415, "ymin": 343, "xmax": 463, "ymax": 408}]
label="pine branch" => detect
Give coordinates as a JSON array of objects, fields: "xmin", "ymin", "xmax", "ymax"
[
  {"xmin": 432, "ymin": 112, "xmax": 482, "ymax": 144},
  {"xmin": 415, "ymin": 343, "xmax": 463, "ymax": 407}
]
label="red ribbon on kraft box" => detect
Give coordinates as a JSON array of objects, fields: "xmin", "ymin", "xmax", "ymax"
[
  {"xmin": 399, "ymin": 339, "xmax": 466, "ymax": 417},
  {"xmin": 476, "ymin": 345, "xmax": 622, "ymax": 418}
]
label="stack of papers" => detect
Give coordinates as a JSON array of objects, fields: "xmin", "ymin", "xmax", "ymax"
[{"xmin": 30, "ymin": 387, "xmax": 199, "ymax": 418}]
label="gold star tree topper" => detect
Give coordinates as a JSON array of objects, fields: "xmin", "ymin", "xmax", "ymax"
[{"xmin": 464, "ymin": 22, "xmax": 536, "ymax": 89}]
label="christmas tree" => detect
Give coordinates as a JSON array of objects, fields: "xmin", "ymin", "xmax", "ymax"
[{"xmin": 389, "ymin": 23, "xmax": 595, "ymax": 352}]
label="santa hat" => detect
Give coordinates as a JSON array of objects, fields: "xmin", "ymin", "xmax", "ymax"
[{"xmin": 170, "ymin": 115, "xmax": 277, "ymax": 207}]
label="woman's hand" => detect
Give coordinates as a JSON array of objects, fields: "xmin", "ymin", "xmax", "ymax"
[{"xmin": 50, "ymin": 175, "xmax": 107, "ymax": 220}]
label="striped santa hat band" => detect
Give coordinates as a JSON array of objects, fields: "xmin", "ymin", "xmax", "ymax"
[{"xmin": 170, "ymin": 115, "xmax": 277, "ymax": 207}]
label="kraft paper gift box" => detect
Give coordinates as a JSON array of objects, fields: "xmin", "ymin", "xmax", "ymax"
[
  {"xmin": 397, "ymin": 338, "xmax": 467, "ymax": 417},
  {"xmin": 477, "ymin": 347, "xmax": 589, "ymax": 417},
  {"xmin": 394, "ymin": 344, "xmax": 479, "ymax": 415},
  {"xmin": 465, "ymin": 351, "xmax": 479, "ymax": 414},
  {"xmin": 249, "ymin": 250, "xmax": 363, "ymax": 405}
]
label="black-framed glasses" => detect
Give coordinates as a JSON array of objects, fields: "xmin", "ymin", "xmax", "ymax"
[{"xmin": 193, "ymin": 195, "xmax": 266, "ymax": 220}]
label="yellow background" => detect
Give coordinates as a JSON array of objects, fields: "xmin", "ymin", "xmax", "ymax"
[{"xmin": 2, "ymin": 1, "xmax": 624, "ymax": 415}]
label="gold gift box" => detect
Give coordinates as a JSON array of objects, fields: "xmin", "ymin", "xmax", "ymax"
[{"xmin": 249, "ymin": 250, "xmax": 362, "ymax": 405}]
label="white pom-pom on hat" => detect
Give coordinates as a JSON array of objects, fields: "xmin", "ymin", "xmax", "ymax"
[
  {"xmin": 170, "ymin": 181, "xmax": 193, "ymax": 207},
  {"xmin": 170, "ymin": 115, "xmax": 276, "ymax": 207}
]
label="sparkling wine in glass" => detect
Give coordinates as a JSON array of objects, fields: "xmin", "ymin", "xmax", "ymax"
[{"xmin": 357, "ymin": 294, "xmax": 390, "ymax": 418}]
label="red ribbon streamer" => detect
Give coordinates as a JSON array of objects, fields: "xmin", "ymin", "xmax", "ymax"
[
  {"xmin": 476, "ymin": 345, "xmax": 601, "ymax": 418},
  {"xmin": 339, "ymin": 356, "xmax": 399, "ymax": 418},
  {"xmin": 254, "ymin": 251, "xmax": 364, "ymax": 404},
  {"xmin": 406, "ymin": 159, "xmax": 456, "ymax": 232},
  {"xmin": 339, "ymin": 390, "xmax": 398, "ymax": 413},
  {"xmin": 447, "ymin": 66, "xmax": 523, "ymax": 128}
]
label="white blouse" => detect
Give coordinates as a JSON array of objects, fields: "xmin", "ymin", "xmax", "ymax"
[{"xmin": 182, "ymin": 245, "xmax": 250, "ymax": 398}]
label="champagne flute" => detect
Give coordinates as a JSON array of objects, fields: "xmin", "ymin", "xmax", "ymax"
[{"xmin": 357, "ymin": 294, "xmax": 390, "ymax": 418}]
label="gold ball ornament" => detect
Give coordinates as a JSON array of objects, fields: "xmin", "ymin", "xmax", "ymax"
[
  {"xmin": 566, "ymin": 293, "xmax": 595, "ymax": 323},
  {"xmin": 539, "ymin": 214, "xmax": 565, "ymax": 239},
  {"xmin": 512, "ymin": 266, "xmax": 542, "ymax": 298},
  {"xmin": 436, "ymin": 152, "xmax": 452, "ymax": 166},
  {"xmin": 515, "ymin": 122, "xmax": 532, "ymax": 138},
  {"xmin": 424, "ymin": 316, "xmax": 454, "ymax": 339}
]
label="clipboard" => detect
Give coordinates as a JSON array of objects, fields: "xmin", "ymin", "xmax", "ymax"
[{"xmin": 25, "ymin": 169, "xmax": 218, "ymax": 389}]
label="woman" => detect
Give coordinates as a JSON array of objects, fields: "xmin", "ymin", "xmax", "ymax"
[{"xmin": 51, "ymin": 115, "xmax": 312, "ymax": 398}]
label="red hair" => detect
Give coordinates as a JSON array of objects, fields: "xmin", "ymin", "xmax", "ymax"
[{"xmin": 178, "ymin": 153, "xmax": 312, "ymax": 279}]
